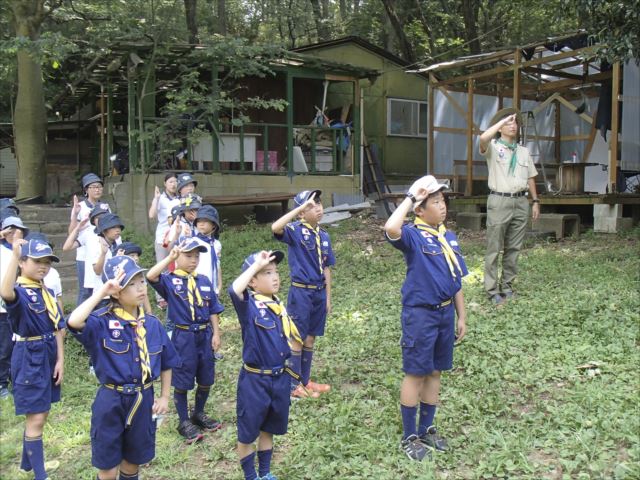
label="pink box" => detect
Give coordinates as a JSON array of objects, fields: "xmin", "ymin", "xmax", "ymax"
[{"xmin": 256, "ymin": 151, "xmax": 278, "ymax": 171}]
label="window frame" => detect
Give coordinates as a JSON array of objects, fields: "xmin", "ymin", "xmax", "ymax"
[{"xmin": 386, "ymin": 97, "xmax": 429, "ymax": 138}]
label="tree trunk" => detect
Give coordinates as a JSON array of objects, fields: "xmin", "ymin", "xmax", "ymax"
[
  {"xmin": 309, "ymin": 0, "xmax": 329, "ymax": 41},
  {"xmin": 216, "ymin": 0, "xmax": 226, "ymax": 35},
  {"xmin": 184, "ymin": 0, "xmax": 199, "ymax": 44},
  {"xmin": 380, "ymin": 0, "xmax": 416, "ymax": 62},
  {"xmin": 11, "ymin": 0, "xmax": 48, "ymax": 200},
  {"xmin": 461, "ymin": 0, "xmax": 481, "ymax": 54}
]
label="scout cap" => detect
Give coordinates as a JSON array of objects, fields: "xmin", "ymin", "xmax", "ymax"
[
  {"xmin": 1, "ymin": 216, "xmax": 30, "ymax": 237},
  {"xmin": 293, "ymin": 190, "xmax": 322, "ymax": 208},
  {"xmin": 180, "ymin": 238, "xmax": 207, "ymax": 253},
  {"xmin": 95, "ymin": 213, "xmax": 125, "ymax": 235},
  {"xmin": 241, "ymin": 250, "xmax": 285, "ymax": 273},
  {"xmin": 177, "ymin": 173, "xmax": 198, "ymax": 192},
  {"xmin": 489, "ymin": 107, "xmax": 522, "ymax": 137},
  {"xmin": 82, "ymin": 173, "xmax": 103, "ymax": 190},
  {"xmin": 21, "ymin": 238, "xmax": 59, "ymax": 263},
  {"xmin": 102, "ymin": 255, "xmax": 146, "ymax": 288}
]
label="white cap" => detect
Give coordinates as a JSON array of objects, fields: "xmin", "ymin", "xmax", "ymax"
[{"xmin": 411, "ymin": 175, "xmax": 448, "ymax": 212}]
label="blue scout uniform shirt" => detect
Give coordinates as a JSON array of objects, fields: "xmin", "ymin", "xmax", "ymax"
[
  {"xmin": 274, "ymin": 221, "xmax": 336, "ymax": 285},
  {"xmin": 6, "ymin": 284, "xmax": 66, "ymax": 337},
  {"xmin": 70, "ymin": 307, "xmax": 179, "ymax": 385},
  {"xmin": 387, "ymin": 224, "xmax": 468, "ymax": 307},
  {"xmin": 228, "ymin": 286, "xmax": 291, "ymax": 369},
  {"xmin": 149, "ymin": 273, "xmax": 224, "ymax": 326}
]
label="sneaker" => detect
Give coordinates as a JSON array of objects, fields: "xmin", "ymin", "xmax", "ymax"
[
  {"xmin": 489, "ymin": 294, "xmax": 505, "ymax": 306},
  {"xmin": 305, "ymin": 380, "xmax": 331, "ymax": 393},
  {"xmin": 503, "ymin": 291, "xmax": 516, "ymax": 301},
  {"xmin": 0, "ymin": 385, "xmax": 10, "ymax": 400},
  {"xmin": 260, "ymin": 474, "xmax": 278, "ymax": 480},
  {"xmin": 89, "ymin": 365, "xmax": 96, "ymax": 376},
  {"xmin": 177, "ymin": 420, "xmax": 204, "ymax": 444},
  {"xmin": 400, "ymin": 434, "xmax": 430, "ymax": 461},
  {"xmin": 419, "ymin": 426, "xmax": 449, "ymax": 452},
  {"xmin": 190, "ymin": 411, "xmax": 222, "ymax": 432},
  {"xmin": 290, "ymin": 384, "xmax": 320, "ymax": 399}
]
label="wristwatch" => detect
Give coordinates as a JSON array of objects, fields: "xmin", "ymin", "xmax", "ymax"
[
  {"xmin": 406, "ymin": 192, "xmax": 416, "ymax": 201},
  {"xmin": 532, "ymin": 199, "xmax": 540, "ymax": 204}
]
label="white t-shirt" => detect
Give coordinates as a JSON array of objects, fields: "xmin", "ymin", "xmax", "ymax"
[
  {"xmin": 44, "ymin": 267, "xmax": 62, "ymax": 298},
  {"xmin": 75, "ymin": 200, "xmax": 95, "ymax": 261},
  {"xmin": 194, "ymin": 236, "xmax": 222, "ymax": 294},
  {"xmin": 155, "ymin": 193, "xmax": 180, "ymax": 245},
  {"xmin": 86, "ymin": 234, "xmax": 120, "ymax": 290}
]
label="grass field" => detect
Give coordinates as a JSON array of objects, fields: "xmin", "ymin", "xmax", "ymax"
[{"xmin": 1, "ymin": 216, "xmax": 638, "ymax": 479}]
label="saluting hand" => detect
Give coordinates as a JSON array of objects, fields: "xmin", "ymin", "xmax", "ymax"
[
  {"xmin": 302, "ymin": 192, "xmax": 317, "ymax": 209},
  {"xmin": 102, "ymin": 269, "xmax": 126, "ymax": 296},
  {"xmin": 154, "ymin": 185, "xmax": 161, "ymax": 200},
  {"xmin": 71, "ymin": 194, "xmax": 81, "ymax": 217},
  {"xmin": 11, "ymin": 238, "xmax": 26, "ymax": 259},
  {"xmin": 254, "ymin": 250, "xmax": 275, "ymax": 269}
]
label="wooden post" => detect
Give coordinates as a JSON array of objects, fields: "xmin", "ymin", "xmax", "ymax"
[
  {"xmin": 497, "ymin": 71, "xmax": 504, "ymax": 110},
  {"xmin": 466, "ymin": 79, "xmax": 474, "ymax": 195},
  {"xmin": 286, "ymin": 72, "xmax": 294, "ymax": 176},
  {"xmin": 353, "ymin": 79, "xmax": 361, "ymax": 175},
  {"xmin": 554, "ymin": 99, "xmax": 561, "ymax": 163},
  {"xmin": 106, "ymin": 81, "xmax": 113, "ymax": 169},
  {"xmin": 100, "ymin": 85, "xmax": 105, "ymax": 178},
  {"xmin": 127, "ymin": 64, "xmax": 138, "ymax": 171},
  {"xmin": 428, "ymin": 74, "xmax": 435, "ymax": 174},
  {"xmin": 609, "ymin": 61, "xmax": 620, "ymax": 192},
  {"xmin": 211, "ymin": 65, "xmax": 220, "ymax": 171},
  {"xmin": 513, "ymin": 49, "xmax": 521, "ymax": 111}
]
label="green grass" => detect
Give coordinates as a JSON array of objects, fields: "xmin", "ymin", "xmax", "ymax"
[{"xmin": 1, "ymin": 217, "xmax": 639, "ymax": 479}]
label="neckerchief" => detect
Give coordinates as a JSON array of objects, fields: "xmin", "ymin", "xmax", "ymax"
[
  {"xmin": 16, "ymin": 276, "xmax": 62, "ymax": 330},
  {"xmin": 112, "ymin": 306, "xmax": 152, "ymax": 383},
  {"xmin": 300, "ymin": 221, "xmax": 323, "ymax": 274},
  {"xmin": 173, "ymin": 269, "xmax": 203, "ymax": 321},
  {"xmin": 497, "ymin": 138, "xmax": 518, "ymax": 176},
  {"xmin": 414, "ymin": 218, "xmax": 462, "ymax": 279},
  {"xmin": 249, "ymin": 290, "xmax": 302, "ymax": 347}
]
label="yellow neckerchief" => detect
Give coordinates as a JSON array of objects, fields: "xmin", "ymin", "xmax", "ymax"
[
  {"xmin": 16, "ymin": 276, "xmax": 61, "ymax": 330},
  {"xmin": 300, "ymin": 221, "xmax": 323, "ymax": 274},
  {"xmin": 249, "ymin": 290, "xmax": 302, "ymax": 347},
  {"xmin": 413, "ymin": 218, "xmax": 462, "ymax": 278},
  {"xmin": 173, "ymin": 269, "xmax": 203, "ymax": 322},
  {"xmin": 112, "ymin": 306, "xmax": 152, "ymax": 383}
]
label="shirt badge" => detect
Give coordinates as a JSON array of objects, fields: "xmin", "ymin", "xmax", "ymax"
[
  {"xmin": 30, "ymin": 296, "xmax": 38, "ymax": 303},
  {"xmin": 111, "ymin": 329, "xmax": 121, "ymax": 338},
  {"xmin": 255, "ymin": 301, "xmax": 266, "ymax": 309},
  {"xmin": 175, "ymin": 285, "xmax": 183, "ymax": 292},
  {"xmin": 421, "ymin": 231, "xmax": 429, "ymax": 238},
  {"xmin": 498, "ymin": 149, "xmax": 505, "ymax": 159},
  {"xmin": 450, "ymin": 240, "xmax": 458, "ymax": 246},
  {"xmin": 303, "ymin": 235, "xmax": 310, "ymax": 240},
  {"xmin": 260, "ymin": 309, "xmax": 267, "ymax": 317},
  {"xmin": 201, "ymin": 286, "xmax": 211, "ymax": 292},
  {"xmin": 172, "ymin": 278, "xmax": 183, "ymax": 285},
  {"xmin": 26, "ymin": 288, "xmax": 36, "ymax": 296},
  {"xmin": 427, "ymin": 238, "xmax": 433, "ymax": 243},
  {"xmin": 302, "ymin": 228, "xmax": 309, "ymax": 235},
  {"xmin": 322, "ymin": 241, "xmax": 328, "ymax": 246},
  {"xmin": 109, "ymin": 320, "xmax": 124, "ymax": 330}
]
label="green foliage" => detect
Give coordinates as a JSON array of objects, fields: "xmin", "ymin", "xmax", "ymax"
[{"xmin": 0, "ymin": 217, "xmax": 638, "ymax": 479}]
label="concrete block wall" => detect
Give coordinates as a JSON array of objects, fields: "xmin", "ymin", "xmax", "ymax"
[{"xmin": 106, "ymin": 173, "xmax": 361, "ymax": 235}]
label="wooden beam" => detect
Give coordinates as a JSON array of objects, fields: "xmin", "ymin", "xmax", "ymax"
[
  {"xmin": 555, "ymin": 95, "xmax": 593, "ymax": 124},
  {"xmin": 583, "ymin": 109, "xmax": 598, "ymax": 163},
  {"xmin": 466, "ymin": 80, "xmax": 474, "ymax": 196},
  {"xmin": 523, "ymin": 66, "xmax": 583, "ymax": 80},
  {"xmin": 428, "ymin": 74, "xmax": 435, "ymax": 174},
  {"xmin": 610, "ymin": 62, "xmax": 621, "ymax": 192},
  {"xmin": 439, "ymin": 87, "xmax": 479, "ymax": 129},
  {"xmin": 538, "ymin": 70, "xmax": 612, "ymax": 92},
  {"xmin": 554, "ymin": 99, "xmax": 561, "ymax": 163},
  {"xmin": 433, "ymin": 63, "xmax": 515, "ymax": 87},
  {"xmin": 435, "ymin": 126, "xmax": 481, "ymax": 134},
  {"xmin": 559, "ymin": 134, "xmax": 591, "ymax": 141},
  {"xmin": 513, "ymin": 49, "xmax": 521, "ymax": 111},
  {"xmin": 548, "ymin": 58, "xmax": 584, "ymax": 71},
  {"xmin": 521, "ymin": 46, "xmax": 597, "ymax": 68}
]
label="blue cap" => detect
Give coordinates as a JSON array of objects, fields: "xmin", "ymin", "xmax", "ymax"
[
  {"xmin": 241, "ymin": 250, "xmax": 284, "ymax": 272},
  {"xmin": 1, "ymin": 216, "xmax": 30, "ymax": 237},
  {"xmin": 293, "ymin": 189, "xmax": 322, "ymax": 207},
  {"xmin": 112, "ymin": 241, "xmax": 142, "ymax": 256},
  {"xmin": 25, "ymin": 232, "xmax": 53, "ymax": 248},
  {"xmin": 0, "ymin": 198, "xmax": 19, "ymax": 217},
  {"xmin": 170, "ymin": 204, "xmax": 184, "ymax": 219},
  {"xmin": 102, "ymin": 255, "xmax": 146, "ymax": 288},
  {"xmin": 195, "ymin": 205, "xmax": 221, "ymax": 230},
  {"xmin": 177, "ymin": 173, "xmax": 198, "ymax": 192},
  {"xmin": 82, "ymin": 173, "xmax": 103, "ymax": 190},
  {"xmin": 21, "ymin": 238, "xmax": 59, "ymax": 263},
  {"xmin": 181, "ymin": 193, "xmax": 202, "ymax": 211},
  {"xmin": 180, "ymin": 238, "xmax": 207, "ymax": 253},
  {"xmin": 90, "ymin": 202, "xmax": 111, "ymax": 221},
  {"xmin": 95, "ymin": 213, "xmax": 125, "ymax": 235}
]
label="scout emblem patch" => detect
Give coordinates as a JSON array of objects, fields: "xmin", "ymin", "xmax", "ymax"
[{"xmin": 111, "ymin": 329, "xmax": 121, "ymax": 339}]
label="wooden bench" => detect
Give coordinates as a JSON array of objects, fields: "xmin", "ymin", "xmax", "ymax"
[{"xmin": 202, "ymin": 192, "xmax": 295, "ymax": 214}]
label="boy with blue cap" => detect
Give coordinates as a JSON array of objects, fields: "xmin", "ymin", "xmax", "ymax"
[
  {"xmin": 229, "ymin": 249, "xmax": 302, "ymax": 480},
  {"xmin": 146, "ymin": 238, "xmax": 225, "ymax": 443},
  {"xmin": 177, "ymin": 172, "xmax": 198, "ymax": 198},
  {"xmin": 86, "ymin": 213, "xmax": 125, "ymax": 295},
  {"xmin": 0, "ymin": 216, "xmax": 30, "ymax": 400},
  {"xmin": 0, "ymin": 198, "xmax": 20, "ymax": 222},
  {"xmin": 0, "ymin": 235, "xmax": 65, "ymax": 480},
  {"xmin": 271, "ymin": 190, "xmax": 335, "ymax": 399},
  {"xmin": 67, "ymin": 255, "xmax": 179, "ymax": 480},
  {"xmin": 384, "ymin": 175, "xmax": 468, "ymax": 462},
  {"xmin": 193, "ymin": 204, "xmax": 223, "ymax": 295},
  {"xmin": 70, "ymin": 173, "xmax": 108, "ymax": 305}
]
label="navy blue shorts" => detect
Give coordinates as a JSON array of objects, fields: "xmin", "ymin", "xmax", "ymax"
[
  {"xmin": 236, "ymin": 369, "xmax": 290, "ymax": 444},
  {"xmin": 90, "ymin": 385, "xmax": 156, "ymax": 469},
  {"xmin": 400, "ymin": 304, "xmax": 455, "ymax": 375},
  {"xmin": 11, "ymin": 335, "xmax": 60, "ymax": 415},
  {"xmin": 170, "ymin": 326, "xmax": 215, "ymax": 390},
  {"xmin": 287, "ymin": 286, "xmax": 327, "ymax": 339}
]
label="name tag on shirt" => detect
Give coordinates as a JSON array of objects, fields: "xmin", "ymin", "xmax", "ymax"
[
  {"xmin": 450, "ymin": 240, "xmax": 458, "ymax": 246},
  {"xmin": 322, "ymin": 241, "xmax": 329, "ymax": 246}
]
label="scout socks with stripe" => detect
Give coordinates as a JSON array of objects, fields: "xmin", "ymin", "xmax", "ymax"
[
  {"xmin": 194, "ymin": 385, "xmax": 210, "ymax": 414},
  {"xmin": 240, "ymin": 452, "xmax": 258, "ymax": 480},
  {"xmin": 118, "ymin": 471, "xmax": 139, "ymax": 480},
  {"xmin": 257, "ymin": 449, "xmax": 273, "ymax": 477},
  {"xmin": 289, "ymin": 350, "xmax": 302, "ymax": 388},
  {"xmin": 174, "ymin": 389, "xmax": 189, "ymax": 423},
  {"xmin": 23, "ymin": 435, "xmax": 47, "ymax": 480},
  {"xmin": 301, "ymin": 347, "xmax": 314, "ymax": 386},
  {"xmin": 400, "ymin": 404, "xmax": 418, "ymax": 439},
  {"xmin": 418, "ymin": 402, "xmax": 437, "ymax": 436}
]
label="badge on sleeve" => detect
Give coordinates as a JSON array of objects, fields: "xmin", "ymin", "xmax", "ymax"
[{"xmin": 109, "ymin": 320, "xmax": 124, "ymax": 330}]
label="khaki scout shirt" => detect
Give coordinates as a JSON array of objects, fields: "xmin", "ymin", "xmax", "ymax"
[{"xmin": 481, "ymin": 139, "xmax": 538, "ymax": 193}]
